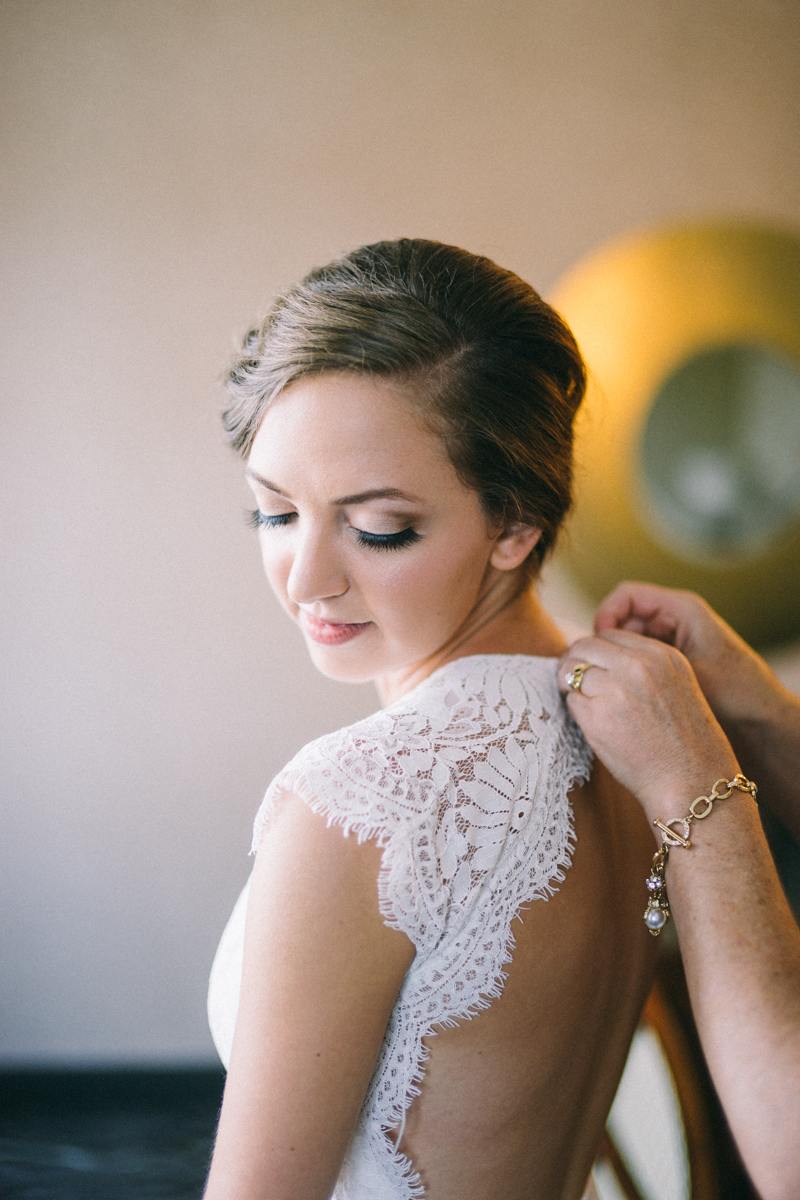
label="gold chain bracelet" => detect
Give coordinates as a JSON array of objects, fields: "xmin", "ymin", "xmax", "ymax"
[{"xmin": 643, "ymin": 773, "xmax": 758, "ymax": 937}]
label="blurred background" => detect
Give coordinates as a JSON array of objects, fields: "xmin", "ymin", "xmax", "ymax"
[
  {"xmin": 3, "ymin": 0, "xmax": 799, "ymax": 1071},
  {"xmin": 1, "ymin": 1, "xmax": 799, "ymax": 1184}
]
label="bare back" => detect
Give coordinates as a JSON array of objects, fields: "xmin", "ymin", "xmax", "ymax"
[
  {"xmin": 208, "ymin": 654, "xmax": 657, "ymax": 1200},
  {"xmin": 400, "ymin": 763, "xmax": 657, "ymax": 1200}
]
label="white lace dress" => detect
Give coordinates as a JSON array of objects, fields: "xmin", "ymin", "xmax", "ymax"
[{"xmin": 208, "ymin": 653, "xmax": 593, "ymax": 1199}]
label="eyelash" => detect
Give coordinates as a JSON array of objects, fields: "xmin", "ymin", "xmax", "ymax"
[
  {"xmin": 246, "ymin": 510, "xmax": 421, "ymax": 552},
  {"xmin": 355, "ymin": 527, "xmax": 421, "ymax": 551},
  {"xmin": 247, "ymin": 510, "xmax": 293, "ymax": 530}
]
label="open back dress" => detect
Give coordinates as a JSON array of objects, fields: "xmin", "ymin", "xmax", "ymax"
[{"xmin": 208, "ymin": 654, "xmax": 593, "ymax": 1199}]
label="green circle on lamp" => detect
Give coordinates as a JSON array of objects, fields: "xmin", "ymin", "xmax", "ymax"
[{"xmin": 550, "ymin": 221, "xmax": 800, "ymax": 648}]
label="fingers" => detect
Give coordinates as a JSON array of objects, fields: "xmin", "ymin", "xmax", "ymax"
[
  {"xmin": 594, "ymin": 627, "xmax": 670, "ymax": 651},
  {"xmin": 559, "ymin": 629, "xmax": 678, "ymax": 695},
  {"xmin": 559, "ymin": 631, "xmax": 700, "ymax": 725},
  {"xmin": 594, "ymin": 581, "xmax": 695, "ymax": 646},
  {"xmin": 593, "ymin": 581, "xmax": 659, "ymax": 633},
  {"xmin": 558, "ymin": 628, "xmax": 739, "ymax": 819},
  {"xmin": 591, "ymin": 582, "xmax": 776, "ymax": 728},
  {"xmin": 558, "ymin": 633, "xmax": 654, "ymax": 698},
  {"xmin": 558, "ymin": 658, "xmax": 606, "ymax": 699}
]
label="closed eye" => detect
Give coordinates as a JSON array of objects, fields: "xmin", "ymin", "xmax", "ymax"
[
  {"xmin": 354, "ymin": 527, "xmax": 421, "ymax": 551},
  {"xmin": 247, "ymin": 509, "xmax": 295, "ymax": 530},
  {"xmin": 247, "ymin": 510, "xmax": 420, "ymax": 551}
]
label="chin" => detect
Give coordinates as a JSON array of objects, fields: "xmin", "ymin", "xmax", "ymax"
[{"xmin": 305, "ymin": 641, "xmax": 385, "ymax": 685}]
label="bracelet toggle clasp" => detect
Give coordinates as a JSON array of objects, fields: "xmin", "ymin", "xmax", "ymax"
[{"xmin": 643, "ymin": 772, "xmax": 758, "ymax": 937}]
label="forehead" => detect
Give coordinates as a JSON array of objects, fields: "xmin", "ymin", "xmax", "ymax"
[{"xmin": 248, "ymin": 372, "xmax": 458, "ymax": 497}]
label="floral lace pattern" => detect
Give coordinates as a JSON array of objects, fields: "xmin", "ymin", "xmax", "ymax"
[{"xmin": 246, "ymin": 654, "xmax": 592, "ymax": 1199}]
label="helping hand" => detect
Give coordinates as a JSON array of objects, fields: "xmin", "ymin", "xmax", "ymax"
[
  {"xmin": 558, "ymin": 627, "xmax": 739, "ymax": 836},
  {"xmin": 593, "ymin": 581, "xmax": 788, "ymax": 733}
]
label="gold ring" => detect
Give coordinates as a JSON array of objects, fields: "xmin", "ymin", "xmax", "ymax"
[{"xmin": 565, "ymin": 662, "xmax": 594, "ymax": 693}]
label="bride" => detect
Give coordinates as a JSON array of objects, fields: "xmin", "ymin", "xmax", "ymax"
[{"xmin": 205, "ymin": 239, "xmax": 656, "ymax": 1200}]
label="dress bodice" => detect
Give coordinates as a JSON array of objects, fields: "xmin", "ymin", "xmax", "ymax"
[{"xmin": 207, "ymin": 654, "xmax": 592, "ymax": 1199}]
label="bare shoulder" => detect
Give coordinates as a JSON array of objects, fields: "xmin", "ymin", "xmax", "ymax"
[
  {"xmin": 245, "ymin": 790, "xmax": 415, "ymax": 989},
  {"xmin": 205, "ymin": 794, "xmax": 414, "ymax": 1200}
]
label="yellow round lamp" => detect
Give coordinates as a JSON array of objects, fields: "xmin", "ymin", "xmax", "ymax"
[{"xmin": 550, "ymin": 221, "xmax": 800, "ymax": 648}]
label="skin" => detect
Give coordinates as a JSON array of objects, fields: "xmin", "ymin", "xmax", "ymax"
[
  {"xmin": 558, "ymin": 582, "xmax": 800, "ymax": 1200},
  {"xmin": 205, "ymin": 374, "xmax": 656, "ymax": 1200}
]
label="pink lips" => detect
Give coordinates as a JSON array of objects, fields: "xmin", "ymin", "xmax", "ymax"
[{"xmin": 300, "ymin": 612, "xmax": 373, "ymax": 646}]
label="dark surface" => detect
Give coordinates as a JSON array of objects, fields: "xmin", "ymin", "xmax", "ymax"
[{"xmin": 0, "ymin": 1068, "xmax": 225, "ymax": 1199}]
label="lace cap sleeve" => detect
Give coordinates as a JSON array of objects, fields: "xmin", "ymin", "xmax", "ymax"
[
  {"xmin": 250, "ymin": 703, "xmax": 450, "ymax": 946},
  {"xmin": 249, "ymin": 656, "xmax": 592, "ymax": 954}
]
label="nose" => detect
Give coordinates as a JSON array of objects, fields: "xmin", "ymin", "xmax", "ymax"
[{"xmin": 285, "ymin": 523, "xmax": 349, "ymax": 606}]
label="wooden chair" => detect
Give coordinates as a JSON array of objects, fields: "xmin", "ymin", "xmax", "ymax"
[{"xmin": 591, "ymin": 986, "xmax": 717, "ymax": 1200}]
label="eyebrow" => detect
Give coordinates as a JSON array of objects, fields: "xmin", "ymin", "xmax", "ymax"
[{"xmin": 244, "ymin": 469, "xmax": 424, "ymax": 507}]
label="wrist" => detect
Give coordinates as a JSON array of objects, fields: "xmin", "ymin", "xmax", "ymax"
[
  {"xmin": 637, "ymin": 756, "xmax": 741, "ymax": 835},
  {"xmin": 642, "ymin": 772, "xmax": 757, "ymax": 935}
]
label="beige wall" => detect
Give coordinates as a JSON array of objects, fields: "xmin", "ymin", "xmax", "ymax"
[{"xmin": 2, "ymin": 0, "xmax": 799, "ymax": 1063}]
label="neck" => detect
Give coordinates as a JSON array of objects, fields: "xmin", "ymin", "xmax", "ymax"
[{"xmin": 376, "ymin": 572, "xmax": 568, "ymax": 706}]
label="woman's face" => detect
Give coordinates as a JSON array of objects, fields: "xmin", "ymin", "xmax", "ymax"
[{"xmin": 246, "ymin": 372, "xmax": 528, "ymax": 687}]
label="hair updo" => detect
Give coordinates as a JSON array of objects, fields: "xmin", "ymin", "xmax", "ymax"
[{"xmin": 222, "ymin": 238, "xmax": 586, "ymax": 580}]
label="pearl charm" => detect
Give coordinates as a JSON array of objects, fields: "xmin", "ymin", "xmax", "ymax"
[{"xmin": 645, "ymin": 906, "xmax": 667, "ymax": 931}]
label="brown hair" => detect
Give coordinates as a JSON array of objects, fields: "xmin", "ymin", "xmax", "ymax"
[{"xmin": 222, "ymin": 238, "xmax": 586, "ymax": 580}]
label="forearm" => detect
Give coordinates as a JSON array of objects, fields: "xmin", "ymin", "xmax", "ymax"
[
  {"xmin": 557, "ymin": 628, "xmax": 800, "ymax": 1195},
  {"xmin": 723, "ymin": 691, "xmax": 800, "ymax": 843},
  {"xmin": 653, "ymin": 790, "xmax": 800, "ymax": 1200}
]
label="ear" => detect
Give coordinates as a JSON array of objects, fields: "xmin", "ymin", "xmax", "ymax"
[{"xmin": 489, "ymin": 522, "xmax": 542, "ymax": 571}]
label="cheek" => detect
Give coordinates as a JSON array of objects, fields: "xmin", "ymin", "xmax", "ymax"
[
  {"xmin": 258, "ymin": 539, "xmax": 293, "ymax": 605},
  {"xmin": 375, "ymin": 534, "xmax": 492, "ymax": 621}
]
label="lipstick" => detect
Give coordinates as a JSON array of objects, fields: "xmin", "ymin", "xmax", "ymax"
[{"xmin": 300, "ymin": 613, "xmax": 373, "ymax": 646}]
